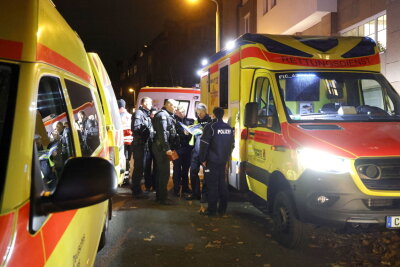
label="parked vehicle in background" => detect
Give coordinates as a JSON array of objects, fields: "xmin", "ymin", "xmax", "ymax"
[
  {"xmin": 88, "ymin": 52, "xmax": 126, "ymax": 185},
  {"xmin": 0, "ymin": 0, "xmax": 117, "ymax": 266},
  {"xmin": 200, "ymin": 33, "xmax": 400, "ymax": 248},
  {"xmin": 137, "ymin": 86, "xmax": 200, "ymax": 119}
]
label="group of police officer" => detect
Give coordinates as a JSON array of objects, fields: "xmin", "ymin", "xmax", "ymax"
[{"xmin": 118, "ymin": 97, "xmax": 234, "ymax": 215}]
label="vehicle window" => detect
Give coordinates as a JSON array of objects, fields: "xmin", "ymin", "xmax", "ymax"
[
  {"xmin": 0, "ymin": 63, "xmax": 19, "ymax": 196},
  {"xmin": 65, "ymin": 79, "xmax": 101, "ymax": 156},
  {"xmin": 220, "ymin": 65, "xmax": 229, "ymax": 108},
  {"xmin": 163, "ymin": 99, "xmax": 190, "ymax": 113},
  {"xmin": 277, "ymin": 72, "xmax": 400, "ymax": 122},
  {"xmin": 176, "ymin": 100, "xmax": 190, "ymax": 114},
  {"xmin": 254, "ymin": 77, "xmax": 279, "ymax": 130},
  {"xmin": 34, "ymin": 76, "xmax": 74, "ymax": 192}
]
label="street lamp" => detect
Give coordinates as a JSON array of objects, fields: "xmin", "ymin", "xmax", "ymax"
[
  {"xmin": 187, "ymin": 0, "xmax": 220, "ymax": 52},
  {"xmin": 128, "ymin": 87, "xmax": 136, "ymax": 105}
]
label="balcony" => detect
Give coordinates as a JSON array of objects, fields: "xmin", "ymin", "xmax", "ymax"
[{"xmin": 257, "ymin": 0, "xmax": 337, "ymax": 34}]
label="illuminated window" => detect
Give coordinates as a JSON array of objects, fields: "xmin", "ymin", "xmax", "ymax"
[{"xmin": 342, "ymin": 12, "xmax": 386, "ymax": 52}]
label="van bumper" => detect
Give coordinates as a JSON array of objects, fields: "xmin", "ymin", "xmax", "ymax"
[{"xmin": 292, "ymin": 170, "xmax": 400, "ymax": 227}]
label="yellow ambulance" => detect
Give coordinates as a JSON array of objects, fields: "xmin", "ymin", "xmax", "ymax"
[
  {"xmin": 200, "ymin": 33, "xmax": 400, "ymax": 247},
  {"xmin": 88, "ymin": 52, "xmax": 126, "ymax": 185},
  {"xmin": 0, "ymin": 0, "xmax": 117, "ymax": 265}
]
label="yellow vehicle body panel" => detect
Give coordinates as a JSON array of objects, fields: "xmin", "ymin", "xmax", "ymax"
[{"xmin": 0, "ymin": 0, "xmax": 114, "ymax": 266}]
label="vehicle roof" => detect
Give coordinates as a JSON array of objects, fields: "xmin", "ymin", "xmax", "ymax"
[
  {"xmin": 0, "ymin": 0, "xmax": 94, "ymax": 84},
  {"xmin": 204, "ymin": 33, "xmax": 380, "ymax": 72}
]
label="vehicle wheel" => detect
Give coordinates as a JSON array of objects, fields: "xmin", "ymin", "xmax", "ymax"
[
  {"xmin": 98, "ymin": 203, "xmax": 110, "ymax": 251},
  {"xmin": 272, "ymin": 191, "xmax": 304, "ymax": 248}
]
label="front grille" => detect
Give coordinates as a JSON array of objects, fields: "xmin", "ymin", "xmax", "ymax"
[{"xmin": 355, "ymin": 158, "xmax": 400, "ymax": 190}]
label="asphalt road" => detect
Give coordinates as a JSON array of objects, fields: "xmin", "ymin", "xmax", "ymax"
[{"xmin": 94, "ymin": 185, "xmax": 343, "ymax": 267}]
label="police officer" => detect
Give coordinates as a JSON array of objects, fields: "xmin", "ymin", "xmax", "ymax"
[
  {"xmin": 173, "ymin": 105, "xmax": 194, "ymax": 196},
  {"xmin": 186, "ymin": 103, "xmax": 212, "ymax": 200},
  {"xmin": 198, "ymin": 107, "xmax": 234, "ymax": 216},
  {"xmin": 152, "ymin": 99, "xmax": 179, "ymax": 205},
  {"xmin": 131, "ymin": 97, "xmax": 154, "ymax": 198}
]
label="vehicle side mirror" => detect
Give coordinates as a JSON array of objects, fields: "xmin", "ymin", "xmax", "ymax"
[
  {"xmin": 38, "ymin": 157, "xmax": 117, "ymax": 214},
  {"xmin": 244, "ymin": 102, "xmax": 258, "ymax": 128}
]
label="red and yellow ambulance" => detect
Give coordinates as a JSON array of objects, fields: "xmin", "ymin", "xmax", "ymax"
[
  {"xmin": 88, "ymin": 52, "xmax": 126, "ymax": 185},
  {"xmin": 0, "ymin": 0, "xmax": 117, "ymax": 265},
  {"xmin": 200, "ymin": 33, "xmax": 400, "ymax": 247}
]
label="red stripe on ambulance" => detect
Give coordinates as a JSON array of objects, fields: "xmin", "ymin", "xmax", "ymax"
[
  {"xmin": 240, "ymin": 46, "xmax": 380, "ymax": 68},
  {"xmin": 0, "ymin": 212, "xmax": 15, "ymax": 264},
  {"xmin": 42, "ymin": 210, "xmax": 77, "ymax": 260},
  {"xmin": 0, "ymin": 39, "xmax": 23, "ymax": 60},
  {"xmin": 37, "ymin": 43, "xmax": 93, "ymax": 85},
  {"xmin": 6, "ymin": 204, "xmax": 45, "ymax": 267}
]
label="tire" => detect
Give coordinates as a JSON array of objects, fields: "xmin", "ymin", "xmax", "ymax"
[
  {"xmin": 98, "ymin": 203, "xmax": 110, "ymax": 251},
  {"xmin": 272, "ymin": 191, "xmax": 304, "ymax": 248}
]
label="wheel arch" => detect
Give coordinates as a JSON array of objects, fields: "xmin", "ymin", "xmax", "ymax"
[{"xmin": 267, "ymin": 171, "xmax": 293, "ymax": 213}]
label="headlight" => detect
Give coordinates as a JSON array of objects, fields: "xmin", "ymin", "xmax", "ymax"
[{"xmin": 297, "ymin": 148, "xmax": 350, "ymax": 174}]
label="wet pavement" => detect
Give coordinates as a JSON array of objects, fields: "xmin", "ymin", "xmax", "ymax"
[{"xmin": 94, "ymin": 185, "xmax": 351, "ymax": 267}]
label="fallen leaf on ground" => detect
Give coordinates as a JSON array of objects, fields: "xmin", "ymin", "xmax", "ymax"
[
  {"xmin": 237, "ymin": 241, "xmax": 244, "ymax": 245},
  {"xmin": 205, "ymin": 242, "xmax": 220, "ymax": 248},
  {"xmin": 212, "ymin": 228, "xmax": 219, "ymax": 232},
  {"xmin": 232, "ymin": 225, "xmax": 241, "ymax": 229},
  {"xmin": 255, "ymin": 254, "xmax": 262, "ymax": 257},
  {"xmin": 197, "ymin": 228, "xmax": 204, "ymax": 231},
  {"xmin": 184, "ymin": 243, "xmax": 194, "ymax": 251}
]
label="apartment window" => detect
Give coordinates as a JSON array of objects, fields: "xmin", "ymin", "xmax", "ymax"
[
  {"xmin": 342, "ymin": 12, "xmax": 386, "ymax": 52},
  {"xmin": 244, "ymin": 13, "xmax": 250, "ymax": 34}
]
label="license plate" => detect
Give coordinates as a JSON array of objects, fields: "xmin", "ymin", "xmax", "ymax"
[{"xmin": 386, "ymin": 216, "xmax": 400, "ymax": 228}]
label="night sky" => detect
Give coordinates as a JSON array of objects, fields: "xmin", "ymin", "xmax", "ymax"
[{"xmin": 53, "ymin": 0, "xmax": 214, "ymax": 84}]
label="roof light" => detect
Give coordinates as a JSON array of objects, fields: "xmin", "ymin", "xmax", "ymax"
[
  {"xmin": 201, "ymin": 58, "xmax": 209, "ymax": 66},
  {"xmin": 225, "ymin": 40, "xmax": 236, "ymax": 50}
]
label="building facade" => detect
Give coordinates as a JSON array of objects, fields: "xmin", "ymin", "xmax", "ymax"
[
  {"xmin": 222, "ymin": 0, "xmax": 400, "ymax": 91},
  {"xmin": 119, "ymin": 16, "xmax": 215, "ymax": 108}
]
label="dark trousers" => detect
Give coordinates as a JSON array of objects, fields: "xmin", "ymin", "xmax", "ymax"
[
  {"xmin": 145, "ymin": 142, "xmax": 156, "ymax": 190},
  {"xmin": 152, "ymin": 144, "xmax": 170, "ymax": 202},
  {"xmin": 172, "ymin": 146, "xmax": 192, "ymax": 194},
  {"xmin": 204, "ymin": 161, "xmax": 228, "ymax": 214},
  {"xmin": 124, "ymin": 144, "xmax": 132, "ymax": 174},
  {"xmin": 190, "ymin": 156, "xmax": 201, "ymax": 198},
  {"xmin": 132, "ymin": 143, "xmax": 152, "ymax": 195},
  {"xmin": 190, "ymin": 156, "xmax": 207, "ymax": 199}
]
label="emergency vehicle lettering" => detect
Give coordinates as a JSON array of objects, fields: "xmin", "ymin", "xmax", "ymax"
[
  {"xmin": 36, "ymin": 43, "xmax": 94, "ymax": 85},
  {"xmin": 218, "ymin": 129, "xmax": 232, "ymax": 134},
  {"xmin": 0, "ymin": 38, "xmax": 23, "ymax": 60},
  {"xmin": 207, "ymin": 46, "xmax": 380, "ymax": 74}
]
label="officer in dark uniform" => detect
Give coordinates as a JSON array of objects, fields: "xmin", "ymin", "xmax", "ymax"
[
  {"xmin": 198, "ymin": 107, "xmax": 234, "ymax": 216},
  {"xmin": 152, "ymin": 99, "xmax": 179, "ymax": 204},
  {"xmin": 173, "ymin": 105, "xmax": 194, "ymax": 196},
  {"xmin": 131, "ymin": 97, "xmax": 154, "ymax": 198},
  {"xmin": 186, "ymin": 103, "xmax": 212, "ymax": 200}
]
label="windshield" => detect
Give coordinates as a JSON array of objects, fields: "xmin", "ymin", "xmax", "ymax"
[
  {"xmin": 0, "ymin": 62, "xmax": 19, "ymax": 197},
  {"xmin": 277, "ymin": 72, "xmax": 400, "ymax": 122}
]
